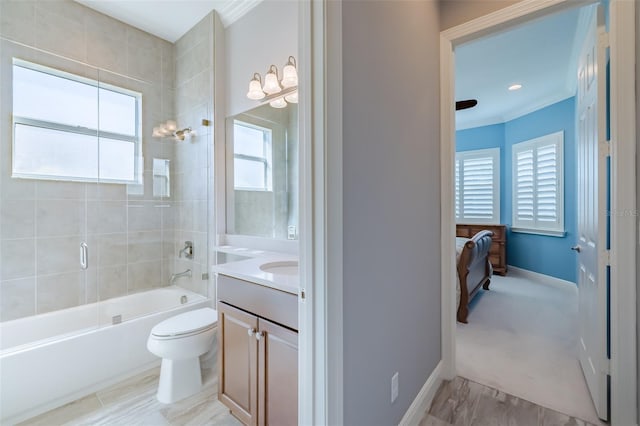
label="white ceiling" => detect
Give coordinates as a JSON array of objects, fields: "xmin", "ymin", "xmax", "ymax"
[
  {"xmin": 76, "ymin": 1, "xmax": 589, "ymax": 129},
  {"xmin": 75, "ymin": 0, "xmax": 262, "ymax": 43},
  {"xmin": 455, "ymin": 6, "xmax": 592, "ymax": 130}
]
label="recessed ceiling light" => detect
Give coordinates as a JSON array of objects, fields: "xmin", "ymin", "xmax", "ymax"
[{"xmin": 508, "ymin": 84, "xmax": 523, "ymax": 91}]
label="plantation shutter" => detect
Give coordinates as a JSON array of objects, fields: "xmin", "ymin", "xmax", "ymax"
[
  {"xmin": 512, "ymin": 131, "xmax": 564, "ymax": 234},
  {"xmin": 515, "ymin": 148, "xmax": 535, "ymax": 227},
  {"xmin": 536, "ymin": 143, "xmax": 558, "ymax": 223},
  {"xmin": 455, "ymin": 148, "xmax": 500, "ymax": 224},
  {"xmin": 455, "ymin": 159, "xmax": 461, "ymax": 219}
]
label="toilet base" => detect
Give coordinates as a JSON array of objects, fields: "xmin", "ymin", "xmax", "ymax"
[{"xmin": 156, "ymin": 357, "xmax": 203, "ymax": 404}]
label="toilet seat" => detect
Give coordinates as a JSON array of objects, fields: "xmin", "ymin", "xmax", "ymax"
[{"xmin": 151, "ymin": 307, "xmax": 218, "ymax": 339}]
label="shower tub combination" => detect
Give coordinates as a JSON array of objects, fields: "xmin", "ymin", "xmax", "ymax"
[{"xmin": 0, "ymin": 286, "xmax": 212, "ymax": 425}]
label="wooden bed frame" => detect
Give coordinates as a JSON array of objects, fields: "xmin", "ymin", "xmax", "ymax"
[{"xmin": 457, "ymin": 230, "xmax": 493, "ymax": 323}]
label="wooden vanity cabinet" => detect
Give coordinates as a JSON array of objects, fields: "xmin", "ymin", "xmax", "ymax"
[
  {"xmin": 258, "ymin": 318, "xmax": 298, "ymax": 426},
  {"xmin": 217, "ymin": 275, "xmax": 298, "ymax": 426},
  {"xmin": 218, "ymin": 302, "xmax": 259, "ymax": 426}
]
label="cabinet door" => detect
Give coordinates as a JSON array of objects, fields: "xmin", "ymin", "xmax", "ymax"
[
  {"xmin": 218, "ymin": 302, "xmax": 259, "ymax": 426},
  {"xmin": 257, "ymin": 318, "xmax": 298, "ymax": 426}
]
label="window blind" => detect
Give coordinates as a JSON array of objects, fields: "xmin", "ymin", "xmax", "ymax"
[
  {"xmin": 512, "ymin": 131, "xmax": 564, "ymax": 234},
  {"xmin": 455, "ymin": 148, "xmax": 500, "ymax": 224}
]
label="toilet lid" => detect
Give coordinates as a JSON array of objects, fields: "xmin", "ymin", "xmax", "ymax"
[{"xmin": 151, "ymin": 307, "xmax": 218, "ymax": 338}]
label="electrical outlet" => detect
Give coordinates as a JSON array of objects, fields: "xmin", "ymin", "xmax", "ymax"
[{"xmin": 391, "ymin": 372, "xmax": 399, "ymax": 403}]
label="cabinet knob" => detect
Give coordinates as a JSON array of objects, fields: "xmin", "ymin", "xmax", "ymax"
[
  {"xmin": 571, "ymin": 245, "xmax": 581, "ymax": 253},
  {"xmin": 247, "ymin": 328, "xmax": 256, "ymax": 337},
  {"xmin": 255, "ymin": 331, "xmax": 264, "ymax": 341}
]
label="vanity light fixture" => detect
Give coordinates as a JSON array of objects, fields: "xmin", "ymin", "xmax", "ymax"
[
  {"xmin": 284, "ymin": 91, "xmax": 298, "ymax": 104},
  {"xmin": 281, "ymin": 56, "xmax": 298, "ymax": 88},
  {"xmin": 246, "ymin": 56, "xmax": 298, "ymax": 108},
  {"xmin": 247, "ymin": 73, "xmax": 266, "ymax": 100},
  {"xmin": 269, "ymin": 97, "xmax": 288, "ymax": 109},
  {"xmin": 153, "ymin": 120, "xmax": 193, "ymax": 141},
  {"xmin": 262, "ymin": 65, "xmax": 282, "ymax": 95}
]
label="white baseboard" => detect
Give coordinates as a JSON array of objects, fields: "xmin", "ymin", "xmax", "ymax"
[
  {"xmin": 398, "ymin": 360, "xmax": 443, "ymax": 426},
  {"xmin": 506, "ymin": 265, "xmax": 577, "ymax": 289}
]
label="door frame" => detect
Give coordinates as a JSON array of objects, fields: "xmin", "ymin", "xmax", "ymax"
[
  {"xmin": 298, "ymin": 0, "xmax": 344, "ymax": 425},
  {"xmin": 439, "ymin": 0, "xmax": 637, "ymax": 424}
]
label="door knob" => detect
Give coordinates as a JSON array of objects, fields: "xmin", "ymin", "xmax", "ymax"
[{"xmin": 571, "ymin": 245, "xmax": 581, "ymax": 253}]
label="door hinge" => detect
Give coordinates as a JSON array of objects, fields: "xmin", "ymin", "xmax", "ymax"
[
  {"xmin": 603, "ymin": 250, "xmax": 611, "ymax": 266},
  {"xmin": 603, "ymin": 358, "xmax": 611, "ymax": 375},
  {"xmin": 299, "ymin": 288, "xmax": 306, "ymax": 302}
]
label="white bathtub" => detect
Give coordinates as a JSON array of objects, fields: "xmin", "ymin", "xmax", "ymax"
[{"xmin": 0, "ymin": 286, "xmax": 212, "ymax": 425}]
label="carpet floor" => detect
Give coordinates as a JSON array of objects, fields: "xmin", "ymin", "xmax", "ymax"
[{"xmin": 456, "ymin": 268, "xmax": 605, "ymax": 425}]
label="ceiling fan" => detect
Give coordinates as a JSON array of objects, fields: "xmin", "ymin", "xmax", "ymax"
[{"xmin": 456, "ymin": 99, "xmax": 478, "ymax": 111}]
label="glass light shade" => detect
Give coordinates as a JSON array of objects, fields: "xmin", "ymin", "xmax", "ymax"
[
  {"xmin": 159, "ymin": 125, "xmax": 172, "ymax": 136},
  {"xmin": 281, "ymin": 64, "xmax": 298, "ymax": 88},
  {"xmin": 165, "ymin": 120, "xmax": 177, "ymax": 132},
  {"xmin": 263, "ymin": 67, "xmax": 282, "ymax": 95},
  {"xmin": 247, "ymin": 78, "xmax": 265, "ymax": 100},
  {"xmin": 269, "ymin": 97, "xmax": 287, "ymax": 108},
  {"xmin": 284, "ymin": 90, "xmax": 298, "ymax": 104},
  {"xmin": 153, "ymin": 127, "xmax": 163, "ymax": 137}
]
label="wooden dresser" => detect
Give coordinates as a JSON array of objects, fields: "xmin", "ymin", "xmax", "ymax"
[{"xmin": 456, "ymin": 223, "xmax": 507, "ymax": 276}]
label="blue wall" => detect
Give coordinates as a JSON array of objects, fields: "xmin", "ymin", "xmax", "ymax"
[{"xmin": 456, "ymin": 97, "xmax": 577, "ymax": 283}]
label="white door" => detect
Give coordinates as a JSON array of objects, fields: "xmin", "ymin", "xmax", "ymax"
[{"xmin": 576, "ymin": 4, "xmax": 608, "ymax": 421}]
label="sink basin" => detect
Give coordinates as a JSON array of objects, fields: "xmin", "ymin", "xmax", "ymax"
[{"xmin": 259, "ymin": 261, "xmax": 299, "ymax": 276}]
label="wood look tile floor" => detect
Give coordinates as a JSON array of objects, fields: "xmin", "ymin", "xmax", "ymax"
[
  {"xmin": 19, "ymin": 368, "xmax": 597, "ymax": 426},
  {"xmin": 421, "ymin": 377, "xmax": 600, "ymax": 426},
  {"xmin": 18, "ymin": 366, "xmax": 241, "ymax": 426}
]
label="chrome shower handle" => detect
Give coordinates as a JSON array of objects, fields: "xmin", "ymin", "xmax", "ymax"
[{"xmin": 80, "ymin": 242, "xmax": 88, "ymax": 270}]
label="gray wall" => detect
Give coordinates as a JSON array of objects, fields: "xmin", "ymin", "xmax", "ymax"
[
  {"xmin": 636, "ymin": 3, "xmax": 639, "ymax": 420},
  {"xmin": 439, "ymin": 0, "xmax": 521, "ymax": 30},
  {"xmin": 223, "ymin": 0, "xmax": 299, "ymax": 241},
  {"xmin": 342, "ymin": 1, "xmax": 441, "ymax": 424},
  {"xmin": 224, "ymin": 0, "xmax": 298, "ymax": 117}
]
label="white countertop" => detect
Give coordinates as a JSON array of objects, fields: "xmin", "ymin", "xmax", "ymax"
[{"xmin": 212, "ymin": 254, "xmax": 300, "ymax": 295}]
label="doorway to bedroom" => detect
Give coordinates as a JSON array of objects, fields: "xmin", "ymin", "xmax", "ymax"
[{"xmin": 450, "ymin": 4, "xmax": 604, "ymax": 425}]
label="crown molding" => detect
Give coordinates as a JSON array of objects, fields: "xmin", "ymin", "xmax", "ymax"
[
  {"xmin": 216, "ymin": 0, "xmax": 263, "ymax": 28},
  {"xmin": 456, "ymin": 91, "xmax": 575, "ymax": 130}
]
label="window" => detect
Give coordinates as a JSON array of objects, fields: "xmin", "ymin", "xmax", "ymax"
[
  {"xmin": 512, "ymin": 131, "xmax": 564, "ymax": 235},
  {"xmin": 12, "ymin": 59, "xmax": 141, "ymax": 183},
  {"xmin": 455, "ymin": 148, "xmax": 500, "ymax": 224},
  {"xmin": 233, "ymin": 120, "xmax": 272, "ymax": 191}
]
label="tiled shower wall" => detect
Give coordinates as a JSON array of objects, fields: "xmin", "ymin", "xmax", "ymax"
[
  {"xmin": 0, "ymin": 0, "xmax": 196, "ymax": 322},
  {"xmin": 172, "ymin": 14, "xmax": 214, "ymax": 296}
]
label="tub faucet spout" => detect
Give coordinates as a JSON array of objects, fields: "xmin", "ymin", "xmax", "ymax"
[{"xmin": 170, "ymin": 269, "xmax": 192, "ymax": 285}]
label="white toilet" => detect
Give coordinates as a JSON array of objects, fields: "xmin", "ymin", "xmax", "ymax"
[{"xmin": 147, "ymin": 307, "xmax": 218, "ymax": 404}]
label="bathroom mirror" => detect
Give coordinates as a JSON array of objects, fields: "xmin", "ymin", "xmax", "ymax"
[{"xmin": 226, "ymin": 103, "xmax": 298, "ymax": 240}]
